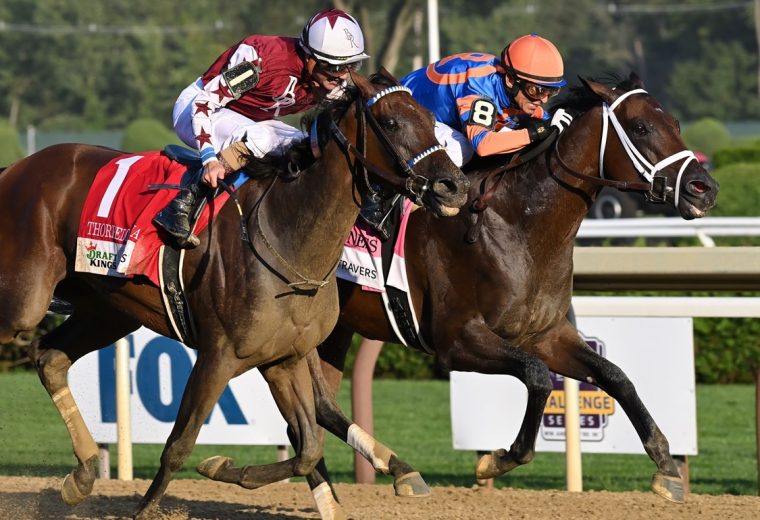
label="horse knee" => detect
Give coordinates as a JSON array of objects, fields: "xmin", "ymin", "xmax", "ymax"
[{"xmin": 36, "ymin": 348, "xmax": 71, "ymax": 387}]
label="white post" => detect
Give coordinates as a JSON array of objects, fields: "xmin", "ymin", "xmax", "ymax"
[
  {"xmin": 115, "ymin": 337, "xmax": 133, "ymax": 480},
  {"xmin": 563, "ymin": 376, "xmax": 583, "ymax": 491},
  {"xmin": 427, "ymin": 0, "xmax": 440, "ymax": 63},
  {"xmin": 26, "ymin": 125, "xmax": 36, "ymax": 156},
  {"xmin": 98, "ymin": 444, "xmax": 110, "ymax": 479}
]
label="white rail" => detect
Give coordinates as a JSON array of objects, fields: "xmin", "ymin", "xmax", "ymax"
[{"xmin": 578, "ymin": 217, "xmax": 760, "ymax": 247}]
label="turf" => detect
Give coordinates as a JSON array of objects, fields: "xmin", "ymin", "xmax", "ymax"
[{"xmin": 0, "ymin": 373, "xmax": 756, "ymax": 495}]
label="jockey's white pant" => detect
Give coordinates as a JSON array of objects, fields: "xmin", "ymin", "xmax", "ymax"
[
  {"xmin": 434, "ymin": 121, "xmax": 474, "ymax": 167},
  {"xmin": 173, "ymin": 79, "xmax": 306, "ymax": 158}
]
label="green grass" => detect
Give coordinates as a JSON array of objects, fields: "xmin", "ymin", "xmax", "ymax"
[{"xmin": 0, "ymin": 373, "xmax": 756, "ymax": 495}]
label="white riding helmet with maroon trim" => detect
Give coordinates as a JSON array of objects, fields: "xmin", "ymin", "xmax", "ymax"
[{"xmin": 300, "ymin": 8, "xmax": 370, "ymax": 65}]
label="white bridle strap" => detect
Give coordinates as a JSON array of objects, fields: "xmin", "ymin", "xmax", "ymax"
[
  {"xmin": 598, "ymin": 88, "xmax": 696, "ymax": 208},
  {"xmin": 366, "ymin": 85, "xmax": 412, "ymax": 107}
]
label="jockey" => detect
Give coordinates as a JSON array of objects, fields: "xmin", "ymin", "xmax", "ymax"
[
  {"xmin": 400, "ymin": 33, "xmax": 572, "ymax": 168},
  {"xmin": 154, "ymin": 8, "xmax": 370, "ymax": 248}
]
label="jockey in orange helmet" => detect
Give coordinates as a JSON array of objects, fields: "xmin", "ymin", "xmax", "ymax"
[{"xmin": 401, "ymin": 34, "xmax": 572, "ymax": 167}]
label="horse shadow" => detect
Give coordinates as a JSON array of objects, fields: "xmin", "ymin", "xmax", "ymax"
[{"xmin": 0, "ymin": 486, "xmax": 321, "ymax": 520}]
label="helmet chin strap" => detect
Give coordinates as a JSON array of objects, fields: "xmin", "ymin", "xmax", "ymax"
[{"xmin": 599, "ymin": 89, "xmax": 697, "ymax": 208}]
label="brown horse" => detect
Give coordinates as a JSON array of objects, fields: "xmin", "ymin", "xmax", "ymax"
[
  {"xmin": 0, "ymin": 72, "xmax": 469, "ymax": 519},
  {"xmin": 298, "ymin": 73, "xmax": 719, "ymax": 515}
]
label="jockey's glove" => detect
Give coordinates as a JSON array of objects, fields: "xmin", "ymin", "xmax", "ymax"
[
  {"xmin": 516, "ymin": 114, "xmax": 550, "ymax": 143},
  {"xmin": 550, "ymin": 108, "xmax": 573, "ymax": 133}
]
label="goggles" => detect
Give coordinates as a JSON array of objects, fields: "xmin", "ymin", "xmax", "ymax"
[
  {"xmin": 316, "ymin": 59, "xmax": 361, "ymax": 76},
  {"xmin": 519, "ymin": 81, "xmax": 561, "ymax": 102}
]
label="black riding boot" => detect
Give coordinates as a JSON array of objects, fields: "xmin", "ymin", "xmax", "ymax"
[
  {"xmin": 359, "ymin": 193, "xmax": 400, "ymax": 242},
  {"xmin": 153, "ymin": 182, "xmax": 203, "ymax": 249}
]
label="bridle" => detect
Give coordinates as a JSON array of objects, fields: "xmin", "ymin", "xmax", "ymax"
[
  {"xmin": 240, "ymin": 84, "xmax": 446, "ymax": 292},
  {"xmin": 310, "ymin": 85, "xmax": 445, "ymax": 205},
  {"xmin": 554, "ymin": 88, "xmax": 697, "ymax": 208}
]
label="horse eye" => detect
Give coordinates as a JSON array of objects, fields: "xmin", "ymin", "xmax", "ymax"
[
  {"xmin": 675, "ymin": 119, "xmax": 681, "ymax": 133},
  {"xmin": 631, "ymin": 120, "xmax": 649, "ymax": 137},
  {"xmin": 382, "ymin": 118, "xmax": 398, "ymax": 131}
]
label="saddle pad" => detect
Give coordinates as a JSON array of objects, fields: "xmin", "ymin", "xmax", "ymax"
[
  {"xmin": 75, "ymin": 151, "xmax": 238, "ymax": 285},
  {"xmin": 337, "ymin": 199, "xmax": 429, "ymax": 351}
]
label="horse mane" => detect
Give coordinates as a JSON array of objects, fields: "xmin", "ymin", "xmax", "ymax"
[
  {"xmin": 549, "ymin": 72, "xmax": 643, "ymax": 117},
  {"xmin": 240, "ymin": 71, "xmax": 401, "ymax": 181}
]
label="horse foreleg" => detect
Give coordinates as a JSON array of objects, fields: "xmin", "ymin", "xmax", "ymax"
[
  {"xmin": 538, "ymin": 320, "xmax": 685, "ymax": 502},
  {"xmin": 32, "ymin": 312, "xmax": 139, "ymax": 506},
  {"xmin": 445, "ymin": 325, "xmax": 553, "ymax": 480},
  {"xmin": 307, "ymin": 350, "xmax": 431, "ymax": 498},
  {"xmin": 197, "ymin": 355, "xmax": 324, "ymax": 491},
  {"xmin": 135, "ymin": 349, "xmax": 239, "ymax": 520}
]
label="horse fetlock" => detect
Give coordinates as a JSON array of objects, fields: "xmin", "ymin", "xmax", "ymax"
[
  {"xmin": 651, "ymin": 472, "xmax": 686, "ymax": 503},
  {"xmin": 346, "ymin": 424, "xmax": 392, "ymax": 473},
  {"xmin": 197, "ymin": 456, "xmax": 234, "ymax": 482},
  {"xmin": 393, "ymin": 471, "xmax": 431, "ymax": 498},
  {"xmin": 60, "ymin": 456, "xmax": 97, "ymax": 506},
  {"xmin": 475, "ymin": 448, "xmax": 522, "ymax": 479}
]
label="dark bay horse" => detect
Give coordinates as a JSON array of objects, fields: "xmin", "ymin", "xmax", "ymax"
[
  {"xmin": 303, "ymin": 73, "xmax": 719, "ymax": 514},
  {"xmin": 0, "ymin": 72, "xmax": 468, "ymax": 519}
]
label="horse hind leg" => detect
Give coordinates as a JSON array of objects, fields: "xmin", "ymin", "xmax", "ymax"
[
  {"xmin": 197, "ymin": 355, "xmax": 325, "ymax": 492},
  {"xmin": 31, "ymin": 309, "xmax": 140, "ymax": 506},
  {"xmin": 306, "ymin": 350, "xmax": 430, "ymax": 498}
]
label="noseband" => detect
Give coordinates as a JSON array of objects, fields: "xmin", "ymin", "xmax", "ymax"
[
  {"xmin": 311, "ymin": 85, "xmax": 445, "ymax": 205},
  {"xmin": 555, "ymin": 88, "xmax": 697, "ymax": 208}
]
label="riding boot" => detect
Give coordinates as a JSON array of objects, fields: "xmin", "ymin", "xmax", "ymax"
[
  {"xmin": 359, "ymin": 193, "xmax": 400, "ymax": 242},
  {"xmin": 153, "ymin": 182, "xmax": 203, "ymax": 249}
]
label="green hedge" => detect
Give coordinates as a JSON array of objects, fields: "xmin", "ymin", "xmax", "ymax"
[
  {"xmin": 0, "ymin": 123, "xmax": 25, "ymax": 165},
  {"xmin": 712, "ymin": 145, "xmax": 760, "ymax": 169},
  {"xmin": 682, "ymin": 117, "xmax": 731, "ymax": 156},
  {"xmin": 709, "ymin": 162, "xmax": 760, "ymax": 216}
]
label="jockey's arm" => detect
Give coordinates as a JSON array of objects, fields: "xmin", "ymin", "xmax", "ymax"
[{"xmin": 457, "ymin": 96, "xmax": 530, "ymax": 156}]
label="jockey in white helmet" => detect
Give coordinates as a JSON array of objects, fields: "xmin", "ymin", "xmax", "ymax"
[{"xmin": 155, "ymin": 8, "xmax": 369, "ymax": 248}]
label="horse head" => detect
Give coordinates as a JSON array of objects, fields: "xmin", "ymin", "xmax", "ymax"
[
  {"xmin": 555, "ymin": 72, "xmax": 718, "ymax": 220},
  {"xmin": 340, "ymin": 70, "xmax": 469, "ymax": 217}
]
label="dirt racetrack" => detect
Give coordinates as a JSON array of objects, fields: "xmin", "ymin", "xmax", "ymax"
[{"xmin": 0, "ymin": 476, "xmax": 758, "ymax": 520}]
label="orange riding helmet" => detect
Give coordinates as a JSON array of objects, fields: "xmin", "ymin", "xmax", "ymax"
[{"xmin": 501, "ymin": 34, "xmax": 566, "ymax": 87}]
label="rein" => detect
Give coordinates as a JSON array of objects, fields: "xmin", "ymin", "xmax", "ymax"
[
  {"xmin": 553, "ymin": 88, "xmax": 697, "ymax": 206},
  {"xmin": 241, "ymin": 84, "xmax": 446, "ymax": 291},
  {"xmin": 465, "ymin": 132, "xmax": 558, "ymax": 244},
  {"xmin": 320, "ymin": 85, "xmax": 445, "ymax": 205}
]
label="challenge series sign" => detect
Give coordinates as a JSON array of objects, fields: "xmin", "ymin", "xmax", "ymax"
[
  {"xmin": 450, "ymin": 317, "xmax": 697, "ymax": 455},
  {"xmin": 68, "ymin": 328, "xmax": 289, "ymax": 445}
]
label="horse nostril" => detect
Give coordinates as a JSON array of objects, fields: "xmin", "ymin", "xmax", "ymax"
[
  {"xmin": 434, "ymin": 178, "xmax": 459, "ymax": 195},
  {"xmin": 690, "ymin": 181, "xmax": 709, "ymax": 194}
]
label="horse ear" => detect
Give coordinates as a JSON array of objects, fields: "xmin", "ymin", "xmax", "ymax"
[
  {"xmin": 579, "ymin": 75, "xmax": 617, "ymax": 105},
  {"xmin": 351, "ymin": 71, "xmax": 376, "ymax": 99},
  {"xmin": 628, "ymin": 71, "xmax": 645, "ymax": 89},
  {"xmin": 378, "ymin": 67, "xmax": 400, "ymax": 86}
]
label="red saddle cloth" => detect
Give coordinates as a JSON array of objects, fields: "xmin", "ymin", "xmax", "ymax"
[{"xmin": 75, "ymin": 151, "xmax": 232, "ymax": 286}]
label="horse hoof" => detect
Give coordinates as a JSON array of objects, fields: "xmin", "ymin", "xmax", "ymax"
[
  {"xmin": 61, "ymin": 473, "xmax": 88, "ymax": 506},
  {"xmin": 651, "ymin": 472, "xmax": 685, "ymax": 503},
  {"xmin": 197, "ymin": 455, "xmax": 233, "ymax": 480},
  {"xmin": 394, "ymin": 471, "xmax": 431, "ymax": 498},
  {"xmin": 475, "ymin": 450, "xmax": 504, "ymax": 480}
]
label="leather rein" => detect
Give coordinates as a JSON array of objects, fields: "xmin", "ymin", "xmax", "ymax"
[{"xmin": 238, "ymin": 85, "xmax": 446, "ymax": 291}]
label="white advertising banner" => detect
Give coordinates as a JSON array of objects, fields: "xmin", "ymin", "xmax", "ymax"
[
  {"xmin": 68, "ymin": 327, "xmax": 289, "ymax": 445},
  {"xmin": 450, "ymin": 317, "xmax": 697, "ymax": 455}
]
